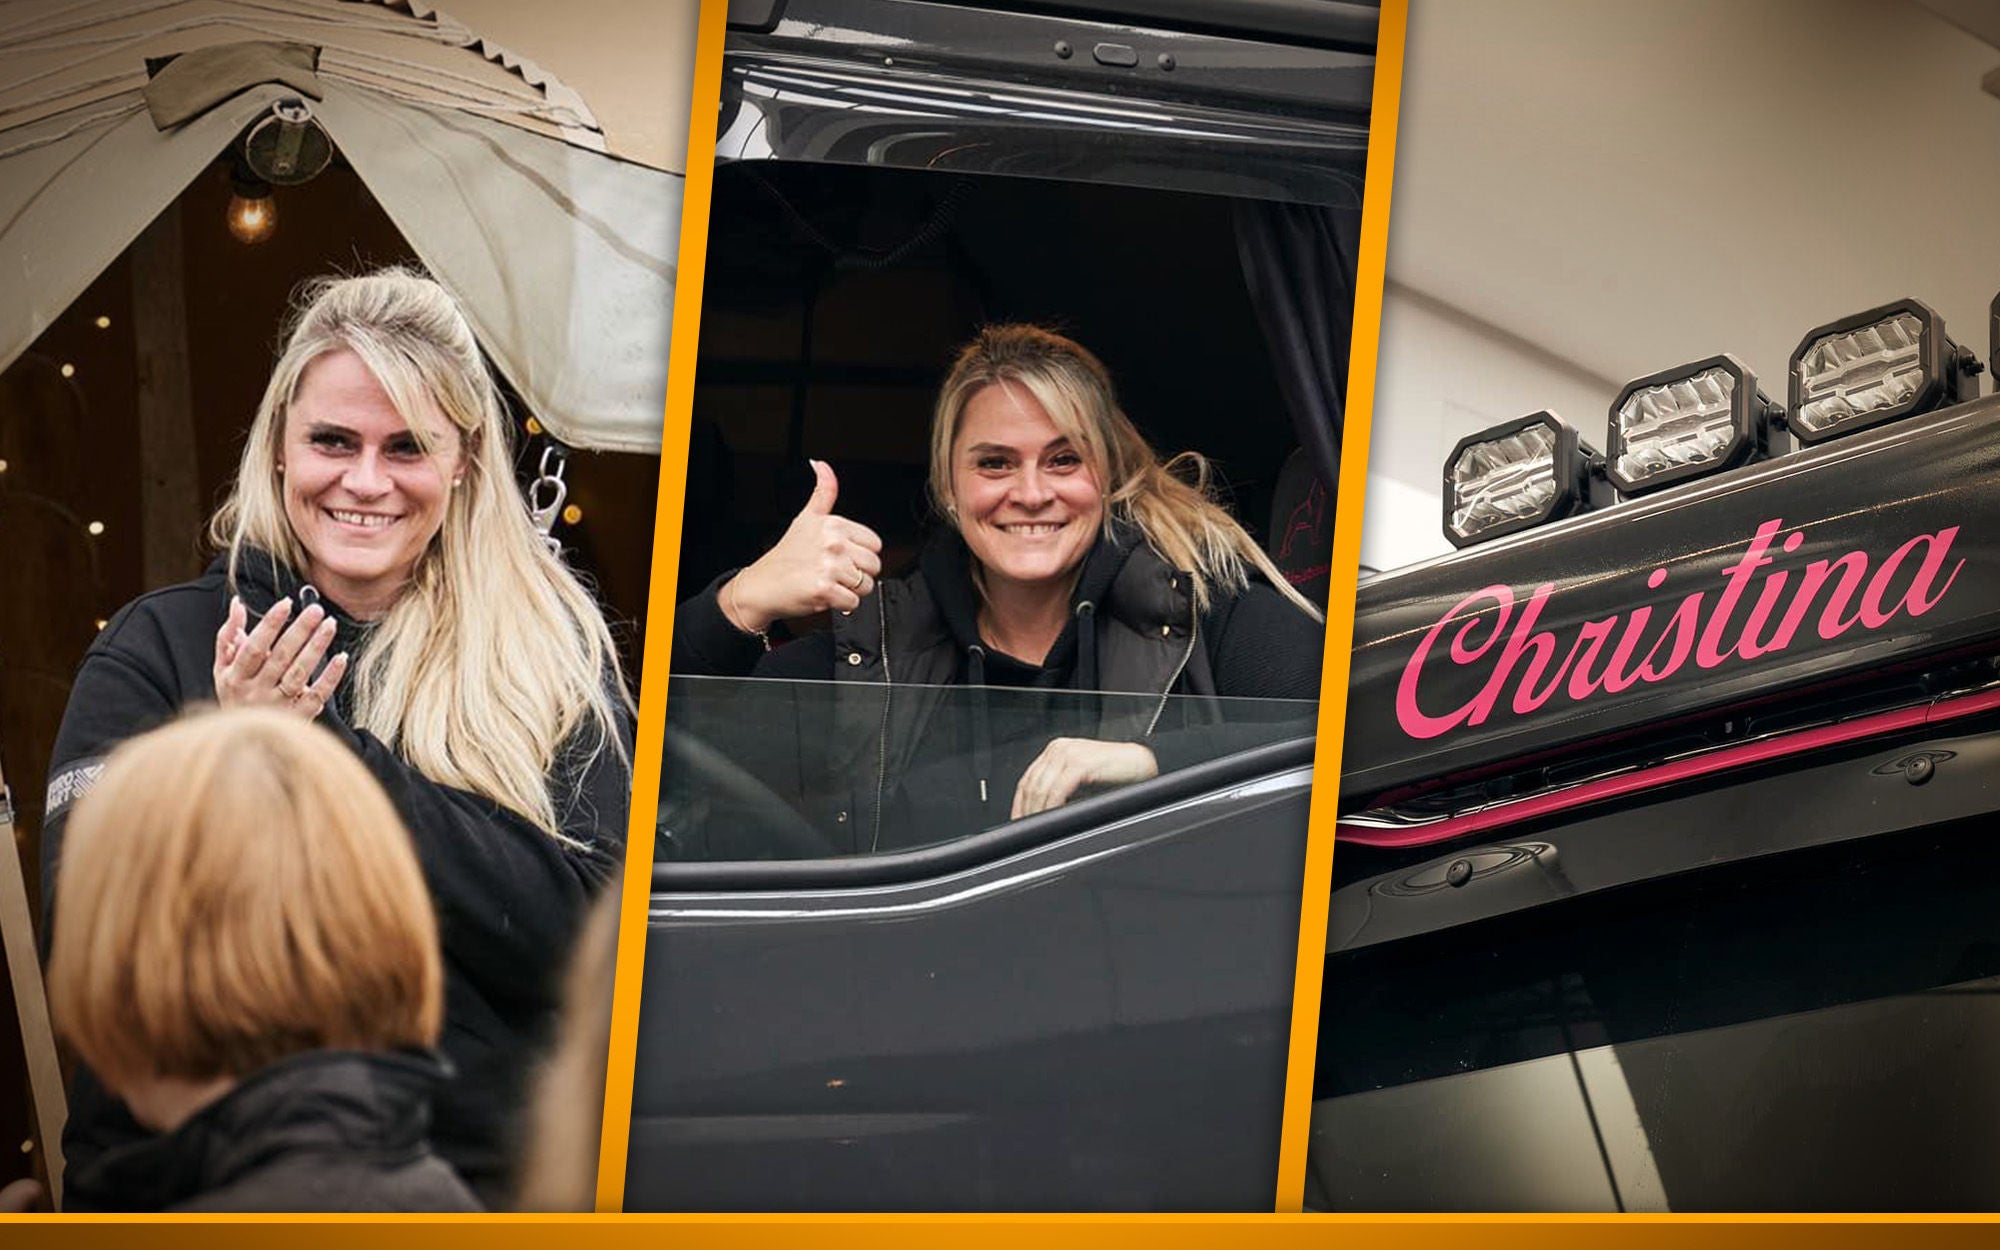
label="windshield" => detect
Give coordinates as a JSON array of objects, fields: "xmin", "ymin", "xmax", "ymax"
[{"xmin": 658, "ymin": 674, "xmax": 1316, "ymax": 863}]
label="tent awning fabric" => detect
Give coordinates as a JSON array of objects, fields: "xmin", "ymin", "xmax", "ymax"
[
  {"xmin": 319, "ymin": 84, "xmax": 678, "ymax": 453},
  {"xmin": 0, "ymin": 2, "xmax": 683, "ymax": 452},
  {"xmin": 0, "ymin": 0, "xmax": 618, "ymax": 158}
]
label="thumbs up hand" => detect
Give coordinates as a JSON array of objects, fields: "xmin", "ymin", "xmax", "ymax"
[{"xmin": 721, "ymin": 459, "xmax": 885, "ymax": 634}]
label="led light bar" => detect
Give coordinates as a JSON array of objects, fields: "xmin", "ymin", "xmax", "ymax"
[
  {"xmin": 1607, "ymin": 353, "xmax": 1785, "ymax": 497},
  {"xmin": 1989, "ymin": 290, "xmax": 1998, "ymax": 382},
  {"xmin": 1788, "ymin": 298, "xmax": 1975, "ymax": 445},
  {"xmin": 1443, "ymin": 411, "xmax": 1606, "ymax": 549}
]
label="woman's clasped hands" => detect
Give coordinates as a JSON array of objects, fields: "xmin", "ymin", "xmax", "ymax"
[{"xmin": 212, "ymin": 595, "xmax": 349, "ymax": 719}]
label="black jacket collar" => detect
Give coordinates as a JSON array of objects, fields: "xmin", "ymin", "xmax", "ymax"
[
  {"xmin": 65, "ymin": 1050, "xmax": 451, "ymax": 1212},
  {"xmin": 212, "ymin": 547, "xmax": 374, "ymax": 660},
  {"xmin": 914, "ymin": 524, "xmax": 1145, "ymax": 677}
]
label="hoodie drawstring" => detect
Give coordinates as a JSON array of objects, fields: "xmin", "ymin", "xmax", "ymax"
[
  {"xmin": 966, "ymin": 644, "xmax": 992, "ymax": 807},
  {"xmin": 1073, "ymin": 600, "xmax": 1101, "ymax": 737},
  {"xmin": 1074, "ymin": 600, "xmax": 1100, "ymax": 692}
]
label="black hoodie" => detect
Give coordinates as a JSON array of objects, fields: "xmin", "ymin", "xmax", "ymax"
[
  {"xmin": 65, "ymin": 1051, "xmax": 479, "ymax": 1212},
  {"xmin": 41, "ymin": 550, "xmax": 631, "ymax": 1203}
]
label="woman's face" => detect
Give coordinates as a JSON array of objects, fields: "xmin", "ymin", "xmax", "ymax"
[
  {"xmin": 280, "ymin": 349, "xmax": 463, "ymax": 619},
  {"xmin": 950, "ymin": 380, "xmax": 1104, "ymax": 593}
]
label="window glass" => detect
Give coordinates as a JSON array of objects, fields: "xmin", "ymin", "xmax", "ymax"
[
  {"xmin": 1313, "ymin": 808, "xmax": 2000, "ymax": 1209},
  {"xmin": 658, "ymin": 674, "xmax": 1316, "ymax": 862}
]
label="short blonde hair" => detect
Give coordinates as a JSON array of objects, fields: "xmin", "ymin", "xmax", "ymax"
[
  {"xmin": 929, "ymin": 325, "xmax": 1321, "ymax": 620},
  {"xmin": 47, "ymin": 708, "xmax": 443, "ymax": 1087}
]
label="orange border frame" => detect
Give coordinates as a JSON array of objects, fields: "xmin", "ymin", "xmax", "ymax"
[
  {"xmin": 12, "ymin": 0, "xmax": 2000, "ymax": 1240},
  {"xmin": 1271, "ymin": 0, "xmax": 1406, "ymax": 1213},
  {"xmin": 594, "ymin": 0, "xmax": 729, "ymax": 1214},
  {"xmin": 599, "ymin": 0, "xmax": 1411, "ymax": 1220},
  {"xmin": 13, "ymin": 1214, "xmax": 2000, "ymax": 1243}
]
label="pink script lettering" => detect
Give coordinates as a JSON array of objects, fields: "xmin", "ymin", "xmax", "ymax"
[{"xmin": 1394, "ymin": 518, "xmax": 1965, "ymax": 741}]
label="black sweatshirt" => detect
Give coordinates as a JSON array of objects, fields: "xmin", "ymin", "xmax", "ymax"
[{"xmin": 41, "ymin": 550, "xmax": 630, "ymax": 1203}]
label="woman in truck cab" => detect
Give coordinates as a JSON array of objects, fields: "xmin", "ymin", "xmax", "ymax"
[
  {"xmin": 41, "ymin": 269, "xmax": 632, "ymax": 1202},
  {"xmin": 673, "ymin": 323, "xmax": 1324, "ymax": 837}
]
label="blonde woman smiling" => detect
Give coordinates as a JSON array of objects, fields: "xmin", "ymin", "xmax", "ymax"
[
  {"xmin": 675, "ymin": 324, "xmax": 1324, "ymax": 845},
  {"xmin": 42, "ymin": 269, "xmax": 630, "ymax": 1201}
]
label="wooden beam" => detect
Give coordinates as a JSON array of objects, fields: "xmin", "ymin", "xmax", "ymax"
[
  {"xmin": 130, "ymin": 202, "xmax": 203, "ymax": 586},
  {"xmin": 0, "ymin": 762, "xmax": 64, "ymax": 1210}
]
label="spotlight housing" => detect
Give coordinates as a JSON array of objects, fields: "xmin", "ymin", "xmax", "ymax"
[
  {"xmin": 1788, "ymin": 298, "xmax": 1977, "ymax": 445},
  {"xmin": 1989, "ymin": 290, "xmax": 1999, "ymax": 382},
  {"xmin": 1442, "ymin": 411, "xmax": 1607, "ymax": 549},
  {"xmin": 1607, "ymin": 353, "xmax": 1786, "ymax": 497}
]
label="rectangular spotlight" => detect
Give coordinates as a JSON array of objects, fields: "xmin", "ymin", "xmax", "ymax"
[
  {"xmin": 1788, "ymin": 298, "xmax": 1976, "ymax": 445},
  {"xmin": 1608, "ymin": 353, "xmax": 1785, "ymax": 497},
  {"xmin": 1443, "ymin": 411, "xmax": 1605, "ymax": 548},
  {"xmin": 1990, "ymin": 290, "xmax": 1999, "ymax": 382}
]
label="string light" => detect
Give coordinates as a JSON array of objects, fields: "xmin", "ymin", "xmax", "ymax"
[
  {"xmin": 561, "ymin": 504, "xmax": 582, "ymax": 525},
  {"xmin": 0, "ymin": 459, "xmax": 9, "ymax": 474},
  {"xmin": 87, "ymin": 521, "xmax": 104, "ymax": 535},
  {"xmin": 524, "ymin": 417, "xmax": 543, "ymax": 436},
  {"xmin": 95, "ymin": 619, "xmax": 107, "ymax": 631},
  {"xmin": 94, "ymin": 315, "xmax": 110, "ymax": 329},
  {"xmin": 59, "ymin": 363, "xmax": 75, "ymax": 378}
]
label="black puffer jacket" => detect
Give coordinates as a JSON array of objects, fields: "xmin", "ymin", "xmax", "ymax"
[
  {"xmin": 42, "ymin": 550, "xmax": 631, "ymax": 1202},
  {"xmin": 65, "ymin": 1051, "xmax": 480, "ymax": 1212},
  {"xmin": 669, "ymin": 528, "xmax": 1322, "ymax": 852},
  {"xmin": 677, "ymin": 527, "xmax": 1324, "ymax": 698}
]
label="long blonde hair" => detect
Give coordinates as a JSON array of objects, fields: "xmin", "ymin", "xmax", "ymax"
[
  {"xmin": 210, "ymin": 269, "xmax": 627, "ymax": 841},
  {"xmin": 929, "ymin": 324, "xmax": 1322, "ymax": 620},
  {"xmin": 49, "ymin": 708, "xmax": 442, "ymax": 1087}
]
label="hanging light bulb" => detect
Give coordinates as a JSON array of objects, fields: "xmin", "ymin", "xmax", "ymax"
[
  {"xmin": 561, "ymin": 504, "xmax": 583, "ymax": 525},
  {"xmin": 226, "ymin": 177, "xmax": 276, "ymax": 244}
]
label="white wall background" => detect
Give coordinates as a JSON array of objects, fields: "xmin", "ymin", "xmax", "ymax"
[{"xmin": 1362, "ymin": 0, "xmax": 2000, "ymax": 570}]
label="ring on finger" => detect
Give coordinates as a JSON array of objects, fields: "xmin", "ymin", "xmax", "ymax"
[{"xmin": 845, "ymin": 571, "xmax": 865, "ymax": 591}]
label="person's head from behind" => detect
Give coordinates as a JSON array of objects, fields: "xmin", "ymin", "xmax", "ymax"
[{"xmin": 48, "ymin": 707, "xmax": 442, "ymax": 1132}]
